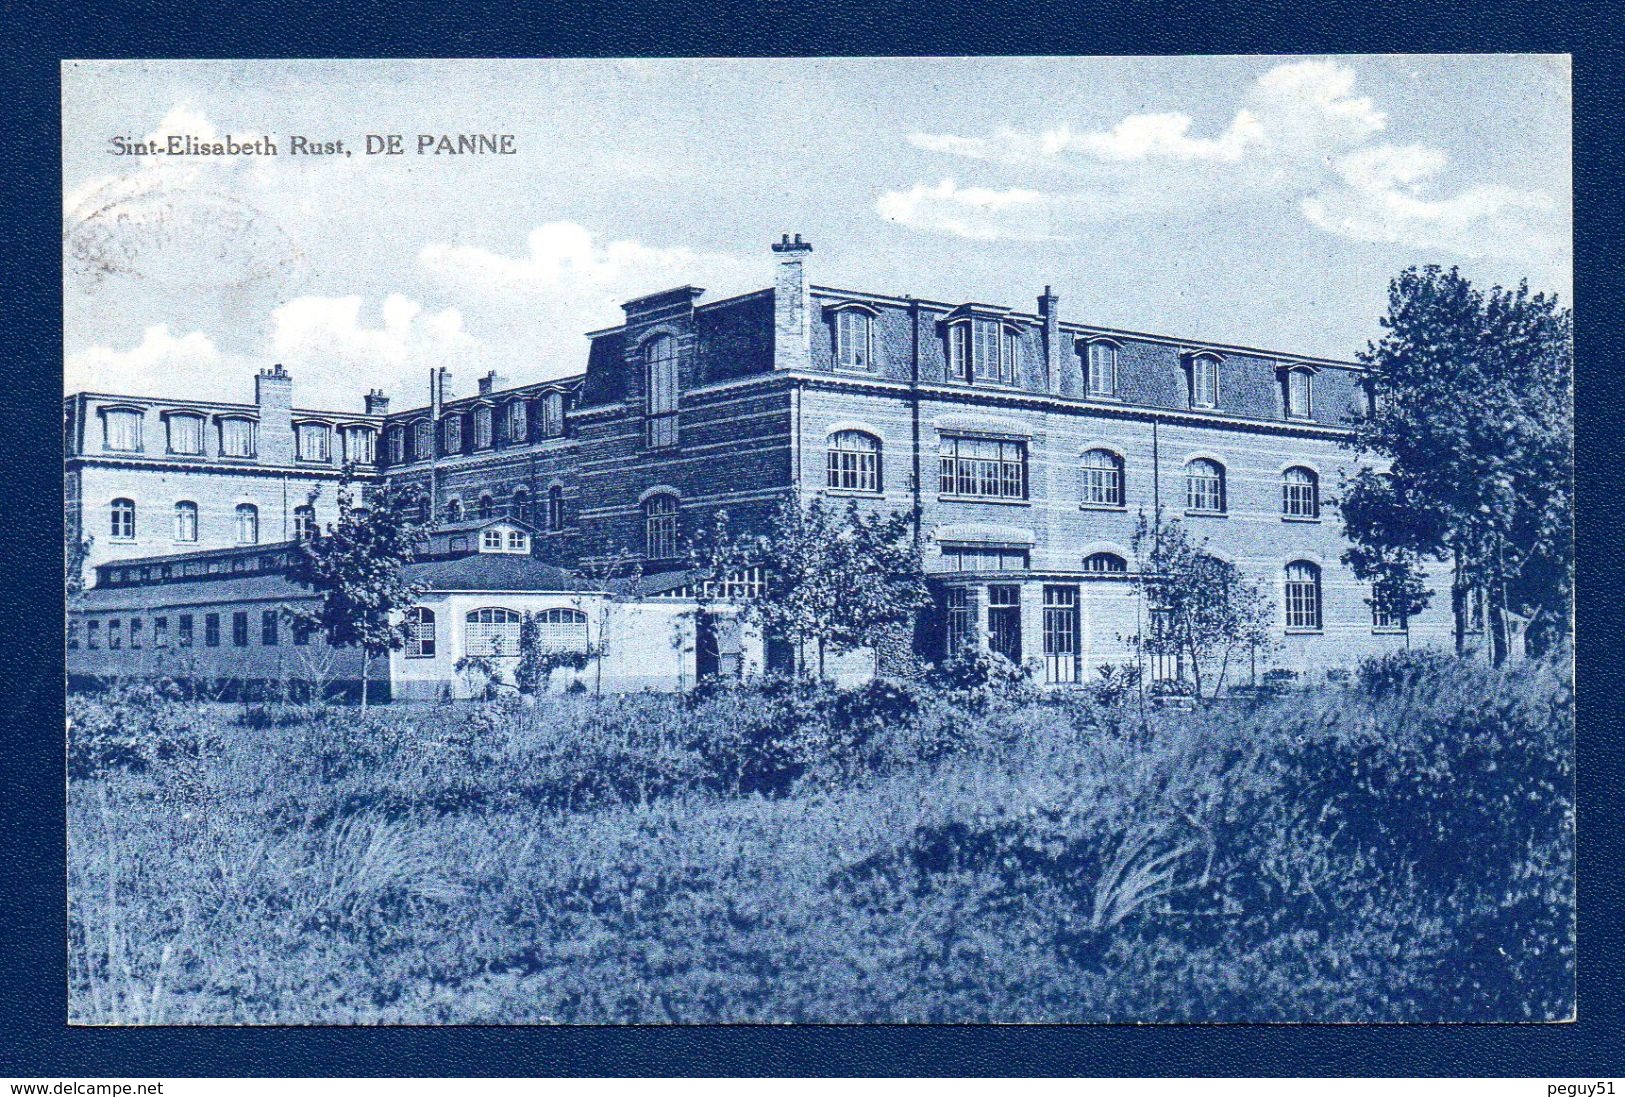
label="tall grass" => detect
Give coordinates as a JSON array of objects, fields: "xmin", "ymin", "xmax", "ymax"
[{"xmin": 66, "ymin": 652, "xmax": 1573, "ymax": 1023}]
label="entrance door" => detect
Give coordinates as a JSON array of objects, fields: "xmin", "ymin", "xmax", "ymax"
[
  {"xmin": 1042, "ymin": 584, "xmax": 1080, "ymax": 684},
  {"xmin": 987, "ymin": 584, "xmax": 1022, "ymax": 663}
]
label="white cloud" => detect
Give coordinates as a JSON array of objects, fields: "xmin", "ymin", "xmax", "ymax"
[
  {"xmin": 875, "ymin": 179, "xmax": 1059, "ymax": 241},
  {"xmin": 66, "ymin": 324, "xmax": 237, "ymax": 397},
  {"xmin": 895, "ymin": 58, "xmax": 1554, "ymax": 260},
  {"xmin": 418, "ymin": 221, "xmax": 757, "ymax": 382}
]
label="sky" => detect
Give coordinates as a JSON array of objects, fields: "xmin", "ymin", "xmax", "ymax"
[{"xmin": 62, "ymin": 56, "xmax": 1572, "ymax": 413}]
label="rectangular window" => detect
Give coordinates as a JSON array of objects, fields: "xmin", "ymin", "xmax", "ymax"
[
  {"xmin": 482, "ymin": 529, "xmax": 503, "ymax": 551},
  {"xmin": 947, "ymin": 322, "xmax": 971, "ymax": 381},
  {"xmin": 986, "ymin": 584, "xmax": 1022, "ymax": 662},
  {"xmin": 1087, "ymin": 343, "xmax": 1118, "ymax": 398},
  {"xmin": 87, "ymin": 620, "xmax": 101, "ymax": 649},
  {"xmin": 344, "ymin": 427, "xmax": 375, "ymax": 464},
  {"xmin": 153, "ymin": 616, "xmax": 169, "ymax": 647},
  {"xmin": 68, "ymin": 620, "xmax": 80, "ymax": 649},
  {"xmin": 406, "ymin": 611, "xmax": 436, "ymax": 658},
  {"xmin": 940, "ymin": 544, "xmax": 1030, "ymax": 571},
  {"xmin": 1192, "ymin": 357, "xmax": 1220, "ymax": 409},
  {"xmin": 1372, "ymin": 584, "xmax": 1409, "ymax": 632},
  {"xmin": 939, "ymin": 435, "xmax": 1028, "ymax": 501},
  {"xmin": 167, "ymin": 414, "xmax": 204, "ymax": 454},
  {"xmin": 836, "ymin": 309, "xmax": 873, "ymax": 369},
  {"xmin": 232, "ymin": 611, "xmax": 249, "ymax": 647},
  {"xmin": 205, "ymin": 613, "xmax": 220, "ymax": 647},
  {"xmin": 444, "ymin": 417, "xmax": 463, "ymax": 453},
  {"xmin": 1042, "ymin": 585, "xmax": 1081, "ymax": 685},
  {"xmin": 108, "ymin": 620, "xmax": 122, "ymax": 649},
  {"xmin": 543, "ymin": 395, "xmax": 565, "ymax": 438},
  {"xmin": 178, "ymin": 614, "xmax": 194, "ymax": 646},
  {"xmin": 474, "ymin": 407, "xmax": 493, "ymax": 449},
  {"xmin": 220, "ymin": 418, "xmax": 256, "ymax": 457},
  {"xmin": 129, "ymin": 618, "xmax": 143, "ymax": 649},
  {"xmin": 507, "ymin": 530, "xmax": 527, "ymax": 551},
  {"xmin": 298, "ymin": 423, "xmax": 331, "ymax": 462},
  {"xmin": 102, "ymin": 409, "xmax": 143, "ymax": 452},
  {"xmin": 511, "ymin": 400, "xmax": 530, "ymax": 442},
  {"xmin": 292, "ymin": 618, "xmax": 311, "ymax": 646},
  {"xmin": 945, "ymin": 587, "xmax": 975, "ymax": 655},
  {"xmin": 261, "ymin": 610, "xmax": 279, "ymax": 646}
]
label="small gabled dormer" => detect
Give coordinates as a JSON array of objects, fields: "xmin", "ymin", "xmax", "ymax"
[{"xmin": 421, "ymin": 517, "xmax": 537, "ymax": 559}]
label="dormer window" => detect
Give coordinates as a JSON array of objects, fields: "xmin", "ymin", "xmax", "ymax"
[
  {"xmin": 342, "ymin": 425, "xmax": 376, "ymax": 464},
  {"xmin": 543, "ymin": 391, "xmax": 565, "ymax": 438},
  {"xmin": 387, "ymin": 426, "xmax": 405, "ymax": 464},
  {"xmin": 833, "ymin": 306, "xmax": 877, "ymax": 370},
  {"xmin": 481, "ymin": 529, "xmax": 503, "ymax": 551},
  {"xmin": 507, "ymin": 399, "xmax": 528, "ymax": 443},
  {"xmin": 947, "ymin": 316, "xmax": 1019, "ymax": 385},
  {"xmin": 646, "ymin": 335, "xmax": 680, "ymax": 448},
  {"xmin": 164, "ymin": 412, "xmax": 205, "ymax": 455},
  {"xmin": 219, "ymin": 416, "xmax": 256, "ymax": 458},
  {"xmin": 101, "ymin": 407, "xmax": 143, "ymax": 452},
  {"xmin": 413, "ymin": 419, "xmax": 433, "ymax": 460},
  {"xmin": 443, "ymin": 415, "xmax": 463, "ymax": 454},
  {"xmin": 474, "ymin": 405, "xmax": 493, "ymax": 449},
  {"xmin": 1085, "ymin": 340, "xmax": 1120, "ymax": 398},
  {"xmin": 1284, "ymin": 366, "xmax": 1314, "ymax": 419},
  {"xmin": 297, "ymin": 422, "xmax": 331, "ymax": 463},
  {"xmin": 1189, "ymin": 353, "xmax": 1221, "ymax": 409}
]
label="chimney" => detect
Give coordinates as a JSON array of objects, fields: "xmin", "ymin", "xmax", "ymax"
[
  {"xmin": 771, "ymin": 233, "xmax": 814, "ymax": 371},
  {"xmin": 1038, "ymin": 286, "xmax": 1063, "ymax": 395},
  {"xmin": 477, "ymin": 370, "xmax": 505, "ymax": 397},
  {"xmin": 364, "ymin": 389, "xmax": 390, "ymax": 416},
  {"xmin": 254, "ymin": 364, "xmax": 295, "ymax": 464}
]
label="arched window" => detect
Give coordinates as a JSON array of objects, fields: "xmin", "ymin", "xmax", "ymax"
[
  {"xmin": 474, "ymin": 405, "xmax": 493, "ymax": 449},
  {"xmin": 1190, "ymin": 354, "xmax": 1220, "ymax": 409},
  {"xmin": 534, "ymin": 608, "xmax": 590, "ymax": 652},
  {"xmin": 645, "ymin": 334, "xmax": 680, "ymax": 448},
  {"xmin": 1285, "ymin": 367, "xmax": 1314, "ymax": 419},
  {"xmin": 235, "ymin": 503, "xmax": 259, "ymax": 545},
  {"xmin": 1082, "ymin": 551, "xmax": 1128, "ymax": 574},
  {"xmin": 173, "ymin": 501, "xmax": 198, "ymax": 542},
  {"xmin": 405, "ymin": 607, "xmax": 436, "ymax": 658},
  {"xmin": 510, "ymin": 488, "xmax": 531, "ymax": 524},
  {"xmin": 110, "ymin": 498, "xmax": 136, "ymax": 541},
  {"xmin": 1285, "ymin": 561, "xmax": 1323, "ymax": 631},
  {"xmin": 547, "ymin": 485, "xmax": 564, "ymax": 532},
  {"xmin": 835, "ymin": 308, "xmax": 875, "ymax": 370},
  {"xmin": 413, "ymin": 420, "xmax": 433, "ymax": 460},
  {"xmin": 464, "ymin": 607, "xmax": 522, "ymax": 657},
  {"xmin": 827, "ymin": 430, "xmax": 881, "ymax": 492},
  {"xmin": 478, "ymin": 494, "xmax": 494, "ymax": 520},
  {"xmin": 1086, "ymin": 341, "xmax": 1118, "ymax": 398},
  {"xmin": 166, "ymin": 412, "xmax": 204, "ymax": 455},
  {"xmin": 1281, "ymin": 466, "xmax": 1320, "ymax": 519},
  {"xmin": 445, "ymin": 498, "xmax": 463, "ymax": 523},
  {"xmin": 1080, "ymin": 448, "xmax": 1125, "ymax": 508},
  {"xmin": 508, "ymin": 399, "xmax": 529, "ymax": 443},
  {"xmin": 543, "ymin": 392, "xmax": 565, "ymax": 437},
  {"xmin": 293, "ymin": 504, "xmax": 318, "ymax": 540},
  {"xmin": 644, "ymin": 493, "xmax": 679, "ymax": 560},
  {"xmin": 1185, "ymin": 458, "xmax": 1226, "ymax": 514}
]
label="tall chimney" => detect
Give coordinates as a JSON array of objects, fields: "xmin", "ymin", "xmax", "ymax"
[
  {"xmin": 771, "ymin": 233, "xmax": 814, "ymax": 371},
  {"xmin": 364, "ymin": 389, "xmax": 390, "ymax": 415},
  {"xmin": 477, "ymin": 370, "xmax": 504, "ymax": 397},
  {"xmin": 1038, "ymin": 286, "xmax": 1063, "ymax": 395},
  {"xmin": 254, "ymin": 364, "xmax": 295, "ymax": 464}
]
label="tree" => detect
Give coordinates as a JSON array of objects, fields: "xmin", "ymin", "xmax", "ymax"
[
  {"xmin": 514, "ymin": 611, "xmax": 594, "ymax": 696},
  {"xmin": 1129, "ymin": 509, "xmax": 1275, "ymax": 705},
  {"xmin": 284, "ymin": 474, "xmax": 425, "ymax": 710},
  {"xmin": 1341, "ymin": 266, "xmax": 1572, "ymax": 663},
  {"xmin": 700, "ymin": 497, "xmax": 930, "ymax": 679}
]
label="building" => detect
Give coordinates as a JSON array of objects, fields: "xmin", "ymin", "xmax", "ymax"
[
  {"xmin": 66, "ymin": 234, "xmax": 1470, "ymax": 694},
  {"xmin": 69, "ymin": 516, "xmax": 763, "ymax": 700},
  {"xmin": 65, "ymin": 365, "xmax": 386, "ymax": 579}
]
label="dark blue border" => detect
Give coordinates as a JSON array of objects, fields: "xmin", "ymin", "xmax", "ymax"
[{"xmin": 4, "ymin": 0, "xmax": 1621, "ymax": 1077}]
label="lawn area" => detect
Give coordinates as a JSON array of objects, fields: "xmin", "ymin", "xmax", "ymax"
[{"xmin": 66, "ymin": 650, "xmax": 1573, "ymax": 1023}]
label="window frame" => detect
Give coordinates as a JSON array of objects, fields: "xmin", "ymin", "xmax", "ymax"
[
  {"xmin": 100, "ymin": 407, "xmax": 144, "ymax": 453},
  {"xmin": 938, "ymin": 434, "xmax": 1029, "ymax": 503},
  {"xmin": 1085, "ymin": 340, "xmax": 1120, "ymax": 399},
  {"xmin": 1281, "ymin": 466, "xmax": 1321, "ymax": 520},
  {"xmin": 109, "ymin": 498, "xmax": 136, "ymax": 541},
  {"xmin": 405, "ymin": 607, "xmax": 437, "ymax": 658},
  {"xmin": 1082, "ymin": 551, "xmax": 1129, "ymax": 575},
  {"xmin": 645, "ymin": 334, "xmax": 680, "ymax": 449},
  {"xmin": 473, "ymin": 405, "xmax": 493, "ymax": 450},
  {"xmin": 1185, "ymin": 458, "xmax": 1227, "ymax": 515},
  {"xmin": 643, "ymin": 492, "xmax": 680, "ymax": 561},
  {"xmin": 217, "ymin": 415, "xmax": 257, "ymax": 459},
  {"xmin": 173, "ymin": 500, "xmax": 198, "ymax": 542},
  {"xmin": 1284, "ymin": 366, "xmax": 1315, "ymax": 420},
  {"xmin": 826, "ymin": 430, "xmax": 882, "ymax": 494},
  {"xmin": 1189, "ymin": 353, "xmax": 1221, "ymax": 410},
  {"xmin": 833, "ymin": 306, "xmax": 877, "ymax": 371},
  {"xmin": 464, "ymin": 606, "xmax": 523, "ymax": 658},
  {"xmin": 235, "ymin": 503, "xmax": 259, "ymax": 545},
  {"xmin": 296, "ymin": 421, "xmax": 332, "ymax": 463},
  {"xmin": 1284, "ymin": 561, "xmax": 1323, "ymax": 632},
  {"xmin": 1080, "ymin": 448, "xmax": 1126, "ymax": 509},
  {"xmin": 164, "ymin": 411, "xmax": 206, "ymax": 455}
]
